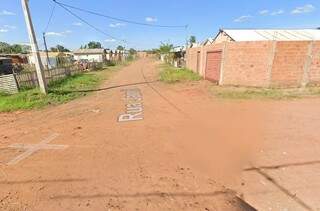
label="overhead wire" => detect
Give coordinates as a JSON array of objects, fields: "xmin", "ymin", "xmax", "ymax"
[
  {"xmin": 52, "ymin": 0, "xmax": 127, "ymax": 44},
  {"xmin": 44, "ymin": 2, "xmax": 56, "ymax": 33},
  {"xmin": 52, "ymin": 0, "xmax": 188, "ymax": 29}
]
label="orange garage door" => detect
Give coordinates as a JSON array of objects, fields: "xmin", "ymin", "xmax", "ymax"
[{"xmin": 205, "ymin": 51, "xmax": 222, "ymax": 82}]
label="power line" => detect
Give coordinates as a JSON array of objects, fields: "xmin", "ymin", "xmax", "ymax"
[
  {"xmin": 44, "ymin": 3, "xmax": 56, "ymax": 33},
  {"xmin": 52, "ymin": 0, "xmax": 188, "ymax": 29},
  {"xmin": 53, "ymin": 0, "xmax": 126, "ymax": 44}
]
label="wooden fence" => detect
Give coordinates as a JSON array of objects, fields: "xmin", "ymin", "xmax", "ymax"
[
  {"xmin": 0, "ymin": 62, "xmax": 104, "ymax": 93},
  {"xmin": 15, "ymin": 65, "xmax": 86, "ymax": 89}
]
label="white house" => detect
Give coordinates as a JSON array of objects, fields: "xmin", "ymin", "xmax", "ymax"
[
  {"xmin": 73, "ymin": 49, "xmax": 106, "ymax": 62},
  {"xmin": 28, "ymin": 52, "xmax": 71, "ymax": 69}
]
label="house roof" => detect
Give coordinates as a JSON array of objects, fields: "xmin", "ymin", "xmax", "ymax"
[
  {"xmin": 73, "ymin": 49, "xmax": 105, "ymax": 54},
  {"xmin": 220, "ymin": 29, "xmax": 320, "ymax": 41}
]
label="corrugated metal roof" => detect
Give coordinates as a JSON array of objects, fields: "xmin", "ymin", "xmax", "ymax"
[
  {"xmin": 73, "ymin": 49, "xmax": 105, "ymax": 54},
  {"xmin": 223, "ymin": 29, "xmax": 320, "ymax": 41}
]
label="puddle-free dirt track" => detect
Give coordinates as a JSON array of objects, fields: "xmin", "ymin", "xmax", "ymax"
[{"xmin": 1, "ymin": 58, "xmax": 319, "ymax": 211}]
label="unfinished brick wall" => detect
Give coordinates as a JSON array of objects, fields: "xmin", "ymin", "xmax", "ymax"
[
  {"xmin": 271, "ymin": 41, "xmax": 310, "ymax": 87},
  {"xmin": 186, "ymin": 40, "xmax": 320, "ymax": 87},
  {"xmin": 222, "ymin": 41, "xmax": 274, "ymax": 87}
]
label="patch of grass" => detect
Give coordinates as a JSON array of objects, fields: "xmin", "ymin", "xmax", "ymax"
[
  {"xmin": 0, "ymin": 68, "xmax": 116, "ymax": 112},
  {"xmin": 159, "ymin": 64, "xmax": 202, "ymax": 83},
  {"xmin": 210, "ymin": 86, "xmax": 320, "ymax": 100}
]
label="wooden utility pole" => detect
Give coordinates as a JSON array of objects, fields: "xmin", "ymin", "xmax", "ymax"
[{"xmin": 21, "ymin": 0, "xmax": 47, "ymax": 94}]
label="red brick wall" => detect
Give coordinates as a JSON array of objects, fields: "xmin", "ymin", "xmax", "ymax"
[
  {"xmin": 222, "ymin": 41, "xmax": 273, "ymax": 87},
  {"xmin": 186, "ymin": 40, "xmax": 320, "ymax": 87},
  {"xmin": 271, "ymin": 41, "xmax": 309, "ymax": 87},
  {"xmin": 309, "ymin": 42, "xmax": 320, "ymax": 85},
  {"xmin": 186, "ymin": 47, "xmax": 201, "ymax": 73}
]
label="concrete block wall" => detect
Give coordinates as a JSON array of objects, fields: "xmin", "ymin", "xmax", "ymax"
[{"xmin": 186, "ymin": 40, "xmax": 320, "ymax": 88}]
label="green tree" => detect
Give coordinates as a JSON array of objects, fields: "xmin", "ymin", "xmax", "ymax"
[
  {"xmin": 116, "ymin": 45, "xmax": 125, "ymax": 51},
  {"xmin": 0, "ymin": 42, "xmax": 29, "ymax": 54},
  {"xmin": 0, "ymin": 42, "xmax": 12, "ymax": 53},
  {"xmin": 189, "ymin": 36, "xmax": 196, "ymax": 44},
  {"xmin": 50, "ymin": 45, "xmax": 70, "ymax": 52},
  {"xmin": 129, "ymin": 48, "xmax": 136, "ymax": 55},
  {"xmin": 159, "ymin": 42, "xmax": 173, "ymax": 54},
  {"xmin": 87, "ymin": 41, "xmax": 102, "ymax": 49}
]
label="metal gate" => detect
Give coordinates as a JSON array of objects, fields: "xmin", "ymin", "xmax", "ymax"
[{"xmin": 205, "ymin": 51, "xmax": 222, "ymax": 83}]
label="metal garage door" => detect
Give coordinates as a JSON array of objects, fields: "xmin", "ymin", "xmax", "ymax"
[{"xmin": 205, "ymin": 51, "xmax": 222, "ymax": 82}]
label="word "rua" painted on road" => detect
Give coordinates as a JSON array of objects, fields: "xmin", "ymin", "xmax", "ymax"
[{"xmin": 118, "ymin": 88, "xmax": 143, "ymax": 122}]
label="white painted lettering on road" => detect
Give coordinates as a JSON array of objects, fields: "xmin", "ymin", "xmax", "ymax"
[{"xmin": 118, "ymin": 88, "xmax": 144, "ymax": 122}]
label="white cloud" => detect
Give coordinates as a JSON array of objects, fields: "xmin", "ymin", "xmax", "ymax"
[
  {"xmin": 259, "ymin": 10, "xmax": 269, "ymax": 15},
  {"xmin": 0, "ymin": 28, "xmax": 8, "ymax": 33},
  {"xmin": 234, "ymin": 15, "xmax": 252, "ymax": 23},
  {"xmin": 3, "ymin": 25, "xmax": 16, "ymax": 29},
  {"xmin": 145, "ymin": 17, "xmax": 158, "ymax": 22},
  {"xmin": 105, "ymin": 39, "xmax": 116, "ymax": 42},
  {"xmin": 45, "ymin": 30, "xmax": 72, "ymax": 36},
  {"xmin": 72, "ymin": 22, "xmax": 83, "ymax": 26},
  {"xmin": 271, "ymin": 10, "xmax": 284, "ymax": 16},
  {"xmin": 0, "ymin": 10, "xmax": 15, "ymax": 16},
  {"xmin": 46, "ymin": 32, "xmax": 63, "ymax": 36},
  {"xmin": 291, "ymin": 4, "xmax": 315, "ymax": 14},
  {"xmin": 109, "ymin": 23, "xmax": 126, "ymax": 28}
]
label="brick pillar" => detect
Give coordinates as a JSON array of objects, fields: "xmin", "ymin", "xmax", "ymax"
[
  {"xmin": 219, "ymin": 42, "xmax": 228, "ymax": 85},
  {"xmin": 301, "ymin": 41, "xmax": 314, "ymax": 87},
  {"xmin": 267, "ymin": 41, "xmax": 277, "ymax": 87}
]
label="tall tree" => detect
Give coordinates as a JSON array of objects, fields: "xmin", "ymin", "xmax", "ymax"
[
  {"xmin": 116, "ymin": 45, "xmax": 125, "ymax": 51},
  {"xmin": 0, "ymin": 42, "xmax": 30, "ymax": 54},
  {"xmin": 189, "ymin": 35, "xmax": 196, "ymax": 44},
  {"xmin": 129, "ymin": 48, "xmax": 136, "ymax": 55},
  {"xmin": 159, "ymin": 42, "xmax": 173, "ymax": 54},
  {"xmin": 87, "ymin": 41, "xmax": 102, "ymax": 49},
  {"xmin": 50, "ymin": 45, "xmax": 70, "ymax": 52}
]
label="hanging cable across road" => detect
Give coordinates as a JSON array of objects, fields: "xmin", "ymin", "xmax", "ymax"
[
  {"xmin": 53, "ymin": 0, "xmax": 126, "ymax": 43},
  {"xmin": 44, "ymin": 2, "xmax": 56, "ymax": 33},
  {"xmin": 52, "ymin": 0, "xmax": 188, "ymax": 29}
]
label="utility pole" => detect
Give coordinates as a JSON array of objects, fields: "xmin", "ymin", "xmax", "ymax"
[
  {"xmin": 21, "ymin": 0, "xmax": 47, "ymax": 94},
  {"xmin": 43, "ymin": 32, "xmax": 51, "ymax": 69}
]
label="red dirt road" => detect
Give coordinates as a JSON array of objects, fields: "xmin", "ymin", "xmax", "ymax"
[{"xmin": 1, "ymin": 58, "xmax": 319, "ymax": 210}]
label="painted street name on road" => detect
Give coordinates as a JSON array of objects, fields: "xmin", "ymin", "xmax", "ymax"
[{"xmin": 118, "ymin": 88, "xmax": 144, "ymax": 122}]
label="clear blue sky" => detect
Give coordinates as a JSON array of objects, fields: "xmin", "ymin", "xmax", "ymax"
[{"xmin": 0, "ymin": 0, "xmax": 320, "ymax": 50}]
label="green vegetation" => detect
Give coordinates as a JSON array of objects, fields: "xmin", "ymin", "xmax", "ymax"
[
  {"xmin": 159, "ymin": 64, "xmax": 202, "ymax": 83},
  {"xmin": 0, "ymin": 42, "xmax": 30, "ymax": 54},
  {"xmin": 210, "ymin": 86, "xmax": 320, "ymax": 100},
  {"xmin": 0, "ymin": 66, "xmax": 120, "ymax": 112}
]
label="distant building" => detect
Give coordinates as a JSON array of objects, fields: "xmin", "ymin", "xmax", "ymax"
[
  {"xmin": 28, "ymin": 52, "xmax": 72, "ymax": 69},
  {"xmin": 73, "ymin": 49, "xmax": 106, "ymax": 62},
  {"xmin": 0, "ymin": 54, "xmax": 28, "ymax": 64}
]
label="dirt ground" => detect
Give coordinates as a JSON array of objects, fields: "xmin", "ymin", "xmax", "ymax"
[{"xmin": 0, "ymin": 58, "xmax": 319, "ymax": 211}]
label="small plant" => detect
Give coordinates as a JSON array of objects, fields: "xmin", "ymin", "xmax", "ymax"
[{"xmin": 159, "ymin": 64, "xmax": 202, "ymax": 83}]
